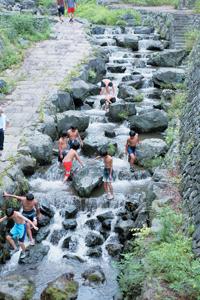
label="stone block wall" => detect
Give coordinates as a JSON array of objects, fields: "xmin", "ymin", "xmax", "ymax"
[{"xmin": 180, "ymin": 38, "xmax": 200, "ymax": 256}]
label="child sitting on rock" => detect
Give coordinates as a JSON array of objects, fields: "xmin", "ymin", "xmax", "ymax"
[{"xmin": 62, "ymin": 140, "xmax": 83, "ymax": 182}]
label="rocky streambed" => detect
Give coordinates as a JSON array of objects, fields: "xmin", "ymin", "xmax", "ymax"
[{"xmin": 0, "ymin": 19, "xmax": 188, "ymax": 300}]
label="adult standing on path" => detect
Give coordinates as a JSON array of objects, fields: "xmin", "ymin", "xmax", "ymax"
[
  {"xmin": 57, "ymin": 0, "xmax": 65, "ymax": 23},
  {"xmin": 0, "ymin": 107, "xmax": 9, "ymax": 157},
  {"xmin": 66, "ymin": 0, "xmax": 77, "ymax": 23}
]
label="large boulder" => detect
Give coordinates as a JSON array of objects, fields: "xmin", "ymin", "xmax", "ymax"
[
  {"xmin": 25, "ymin": 132, "xmax": 53, "ymax": 165},
  {"xmin": 117, "ymin": 84, "xmax": 140, "ymax": 102},
  {"xmin": 108, "ymin": 102, "xmax": 136, "ymax": 122},
  {"xmin": 40, "ymin": 115, "xmax": 57, "ymax": 140},
  {"xmin": 115, "ymin": 35, "xmax": 139, "ymax": 50},
  {"xmin": 134, "ymin": 26, "xmax": 154, "ymax": 34},
  {"xmin": 35, "ymin": 226, "xmax": 50, "ymax": 243},
  {"xmin": 136, "ymin": 138, "xmax": 168, "ymax": 166},
  {"xmin": 82, "ymin": 58, "xmax": 106, "ymax": 83},
  {"xmin": 72, "ymin": 164, "xmax": 103, "ymax": 197},
  {"xmin": 107, "ymin": 65, "xmax": 126, "ymax": 73},
  {"xmin": 152, "ymin": 68, "xmax": 185, "ymax": 89},
  {"xmin": 49, "ymin": 91, "xmax": 75, "ymax": 112},
  {"xmin": 129, "ymin": 109, "xmax": 168, "ymax": 133},
  {"xmin": 142, "ymin": 40, "xmax": 164, "ymax": 51},
  {"xmin": 85, "ymin": 231, "xmax": 104, "ymax": 247},
  {"xmin": 91, "ymin": 26, "xmax": 105, "ymax": 35},
  {"xmin": 114, "ymin": 219, "xmax": 134, "ymax": 243},
  {"xmin": 16, "ymin": 155, "xmax": 37, "ymax": 176},
  {"xmin": 0, "ymin": 275, "xmax": 35, "ymax": 300},
  {"xmin": 41, "ymin": 273, "xmax": 79, "ymax": 300},
  {"xmin": 71, "ymin": 79, "xmax": 99, "ymax": 106},
  {"xmin": 19, "ymin": 244, "xmax": 50, "ymax": 264},
  {"xmin": 82, "ymin": 134, "xmax": 117, "ymax": 156},
  {"xmin": 56, "ymin": 111, "xmax": 89, "ymax": 134},
  {"xmin": 148, "ymin": 49, "xmax": 187, "ymax": 67},
  {"xmin": 121, "ymin": 75, "xmax": 144, "ymax": 89}
]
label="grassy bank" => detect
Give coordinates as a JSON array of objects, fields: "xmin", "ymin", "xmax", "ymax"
[
  {"xmin": 0, "ymin": 14, "xmax": 51, "ymax": 72},
  {"xmin": 76, "ymin": 0, "xmax": 141, "ymax": 25},
  {"xmin": 123, "ymin": 0, "xmax": 179, "ymax": 8}
]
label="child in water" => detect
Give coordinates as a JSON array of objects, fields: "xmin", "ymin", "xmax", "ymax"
[
  {"xmin": 125, "ymin": 130, "xmax": 139, "ymax": 172},
  {"xmin": 62, "ymin": 140, "xmax": 83, "ymax": 182}
]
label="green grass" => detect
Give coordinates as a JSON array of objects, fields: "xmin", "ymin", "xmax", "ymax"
[
  {"xmin": 76, "ymin": 0, "xmax": 141, "ymax": 25},
  {"xmin": 167, "ymin": 93, "xmax": 186, "ymax": 120},
  {"xmin": 194, "ymin": 0, "xmax": 200, "ymax": 13},
  {"xmin": 37, "ymin": 0, "xmax": 54, "ymax": 8},
  {"xmin": 185, "ymin": 29, "xmax": 200, "ymax": 52},
  {"xmin": 123, "ymin": 0, "xmax": 179, "ymax": 8},
  {"xmin": 0, "ymin": 14, "xmax": 51, "ymax": 72},
  {"xmin": 118, "ymin": 207, "xmax": 200, "ymax": 300}
]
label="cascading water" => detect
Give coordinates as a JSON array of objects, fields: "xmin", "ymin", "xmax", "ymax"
[{"xmin": 0, "ymin": 24, "xmax": 167, "ymax": 299}]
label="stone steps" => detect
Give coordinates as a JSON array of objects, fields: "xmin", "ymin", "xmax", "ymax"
[{"xmin": 172, "ymin": 14, "xmax": 195, "ymax": 49}]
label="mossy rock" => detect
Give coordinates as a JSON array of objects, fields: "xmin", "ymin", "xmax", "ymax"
[{"xmin": 41, "ymin": 274, "xmax": 78, "ymax": 300}]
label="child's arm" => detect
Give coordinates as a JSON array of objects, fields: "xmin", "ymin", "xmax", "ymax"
[
  {"xmin": 0, "ymin": 216, "xmax": 7, "ymax": 223},
  {"xmin": 3, "ymin": 192, "xmax": 24, "ymax": 202},
  {"xmin": 21, "ymin": 214, "xmax": 38, "ymax": 230}
]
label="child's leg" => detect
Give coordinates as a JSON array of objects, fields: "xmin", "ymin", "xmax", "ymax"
[
  {"xmin": 104, "ymin": 182, "xmax": 109, "ymax": 194},
  {"xmin": 130, "ymin": 153, "xmax": 136, "ymax": 167},
  {"xmin": 6, "ymin": 235, "xmax": 17, "ymax": 250},
  {"xmin": 108, "ymin": 182, "xmax": 113, "ymax": 196}
]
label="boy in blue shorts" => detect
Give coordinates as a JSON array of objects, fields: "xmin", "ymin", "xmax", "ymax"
[
  {"xmin": 125, "ymin": 130, "xmax": 139, "ymax": 172},
  {"xmin": 0, "ymin": 208, "xmax": 38, "ymax": 258}
]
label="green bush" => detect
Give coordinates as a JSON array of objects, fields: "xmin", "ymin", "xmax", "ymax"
[
  {"xmin": 185, "ymin": 29, "xmax": 200, "ymax": 52},
  {"xmin": 194, "ymin": 0, "xmax": 200, "ymax": 13},
  {"xmin": 0, "ymin": 14, "xmax": 51, "ymax": 71},
  {"xmin": 167, "ymin": 93, "xmax": 186, "ymax": 120},
  {"xmin": 37, "ymin": 0, "xmax": 54, "ymax": 8},
  {"xmin": 76, "ymin": 0, "xmax": 141, "ymax": 25},
  {"xmin": 123, "ymin": 0, "xmax": 179, "ymax": 8},
  {"xmin": 118, "ymin": 208, "xmax": 200, "ymax": 300}
]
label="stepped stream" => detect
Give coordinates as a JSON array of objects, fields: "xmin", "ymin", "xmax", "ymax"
[{"xmin": 0, "ymin": 24, "xmax": 184, "ymax": 299}]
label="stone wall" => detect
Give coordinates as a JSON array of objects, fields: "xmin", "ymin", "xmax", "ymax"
[{"xmin": 180, "ymin": 38, "xmax": 200, "ymax": 256}]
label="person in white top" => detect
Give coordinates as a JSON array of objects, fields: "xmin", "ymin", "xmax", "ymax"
[{"xmin": 0, "ymin": 108, "xmax": 9, "ymax": 156}]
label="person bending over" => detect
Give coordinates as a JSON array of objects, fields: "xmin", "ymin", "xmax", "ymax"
[
  {"xmin": 3, "ymin": 192, "xmax": 41, "ymax": 246},
  {"xmin": 62, "ymin": 140, "xmax": 83, "ymax": 182},
  {"xmin": 100, "ymin": 79, "xmax": 115, "ymax": 97},
  {"xmin": 0, "ymin": 208, "xmax": 38, "ymax": 258},
  {"xmin": 67, "ymin": 126, "xmax": 83, "ymax": 148}
]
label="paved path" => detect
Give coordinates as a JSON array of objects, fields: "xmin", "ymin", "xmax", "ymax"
[{"xmin": 0, "ymin": 19, "xmax": 91, "ymax": 170}]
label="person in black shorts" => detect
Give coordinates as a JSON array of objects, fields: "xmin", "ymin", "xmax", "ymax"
[{"xmin": 57, "ymin": 0, "xmax": 65, "ymax": 22}]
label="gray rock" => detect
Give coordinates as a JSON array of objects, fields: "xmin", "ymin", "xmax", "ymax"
[
  {"xmin": 40, "ymin": 199, "xmax": 55, "ymax": 218},
  {"xmin": 91, "ymin": 26, "xmax": 105, "ymax": 35},
  {"xmin": 136, "ymin": 138, "xmax": 168, "ymax": 166},
  {"xmin": 71, "ymin": 79, "xmax": 99, "ymax": 106},
  {"xmin": 107, "ymin": 65, "xmax": 126, "ymax": 73},
  {"xmin": 72, "ymin": 165, "xmax": 103, "ymax": 197},
  {"xmin": 36, "ymin": 226, "xmax": 50, "ymax": 243},
  {"xmin": 134, "ymin": 26, "xmax": 154, "ymax": 34},
  {"xmin": 16, "ymin": 155, "xmax": 37, "ymax": 176},
  {"xmin": 82, "ymin": 134, "xmax": 117, "ymax": 156},
  {"xmin": 114, "ymin": 219, "xmax": 134, "ymax": 243},
  {"xmin": 121, "ymin": 75, "xmax": 144, "ymax": 89},
  {"xmin": 85, "ymin": 218, "xmax": 102, "ymax": 231},
  {"xmin": 19, "ymin": 244, "xmax": 50, "ymax": 264},
  {"xmin": 64, "ymin": 205, "xmax": 78, "ymax": 218},
  {"xmin": 25, "ymin": 131, "xmax": 53, "ymax": 165},
  {"xmin": 105, "ymin": 130, "xmax": 116, "ymax": 138},
  {"xmin": 50, "ymin": 91, "xmax": 75, "ymax": 112},
  {"xmin": 129, "ymin": 109, "xmax": 168, "ymax": 133},
  {"xmin": 118, "ymin": 169, "xmax": 151, "ymax": 181},
  {"xmin": 117, "ymin": 84, "xmax": 140, "ymax": 102},
  {"xmin": 56, "ymin": 110, "xmax": 89, "ymax": 134},
  {"xmin": 106, "ymin": 243, "xmax": 123, "ymax": 257},
  {"xmin": 83, "ymin": 58, "xmax": 106, "ymax": 83},
  {"xmin": 41, "ymin": 273, "xmax": 78, "ymax": 300},
  {"xmin": 62, "ymin": 219, "xmax": 77, "ymax": 230},
  {"xmin": 62, "ymin": 236, "xmax": 72, "ymax": 249},
  {"xmin": 37, "ymin": 215, "xmax": 51, "ymax": 227},
  {"xmin": 85, "ymin": 231, "xmax": 104, "ymax": 247},
  {"xmin": 41, "ymin": 115, "xmax": 57, "ymax": 140},
  {"xmin": 86, "ymin": 246, "xmax": 102, "ymax": 257},
  {"xmin": 125, "ymin": 193, "xmax": 145, "ymax": 212},
  {"xmin": 82, "ymin": 266, "xmax": 105, "ymax": 284},
  {"xmin": 115, "ymin": 35, "xmax": 138, "ymax": 51},
  {"xmin": 152, "ymin": 68, "xmax": 185, "ymax": 88},
  {"xmin": 50, "ymin": 229, "xmax": 66, "ymax": 245},
  {"xmin": 97, "ymin": 211, "xmax": 114, "ymax": 222},
  {"xmin": 161, "ymin": 89, "xmax": 175, "ymax": 102},
  {"xmin": 148, "ymin": 49, "xmax": 187, "ymax": 67},
  {"xmin": 108, "ymin": 102, "xmax": 136, "ymax": 122},
  {"xmin": 143, "ymin": 40, "xmax": 164, "ymax": 51},
  {"xmin": 0, "ymin": 274, "xmax": 35, "ymax": 300}
]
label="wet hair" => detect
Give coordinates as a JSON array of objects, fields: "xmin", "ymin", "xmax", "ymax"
[
  {"xmin": 61, "ymin": 131, "xmax": 68, "ymax": 138},
  {"xmin": 6, "ymin": 208, "xmax": 14, "ymax": 218},
  {"xmin": 129, "ymin": 130, "xmax": 136, "ymax": 137},
  {"xmin": 108, "ymin": 82, "xmax": 113, "ymax": 87},
  {"xmin": 100, "ymin": 149, "xmax": 108, "ymax": 157},
  {"xmin": 71, "ymin": 140, "xmax": 80, "ymax": 150},
  {"xmin": 26, "ymin": 193, "xmax": 34, "ymax": 201},
  {"xmin": 70, "ymin": 126, "xmax": 77, "ymax": 131}
]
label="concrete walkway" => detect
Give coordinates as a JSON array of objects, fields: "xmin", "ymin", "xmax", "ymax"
[{"xmin": 0, "ymin": 19, "xmax": 91, "ymax": 170}]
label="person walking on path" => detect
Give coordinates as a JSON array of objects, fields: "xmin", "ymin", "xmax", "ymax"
[
  {"xmin": 3, "ymin": 192, "xmax": 41, "ymax": 246},
  {"xmin": 57, "ymin": 0, "xmax": 65, "ymax": 23},
  {"xmin": 0, "ymin": 107, "xmax": 9, "ymax": 157},
  {"xmin": 125, "ymin": 130, "xmax": 139, "ymax": 172},
  {"xmin": 0, "ymin": 208, "xmax": 38, "ymax": 258},
  {"xmin": 66, "ymin": 0, "xmax": 77, "ymax": 23}
]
